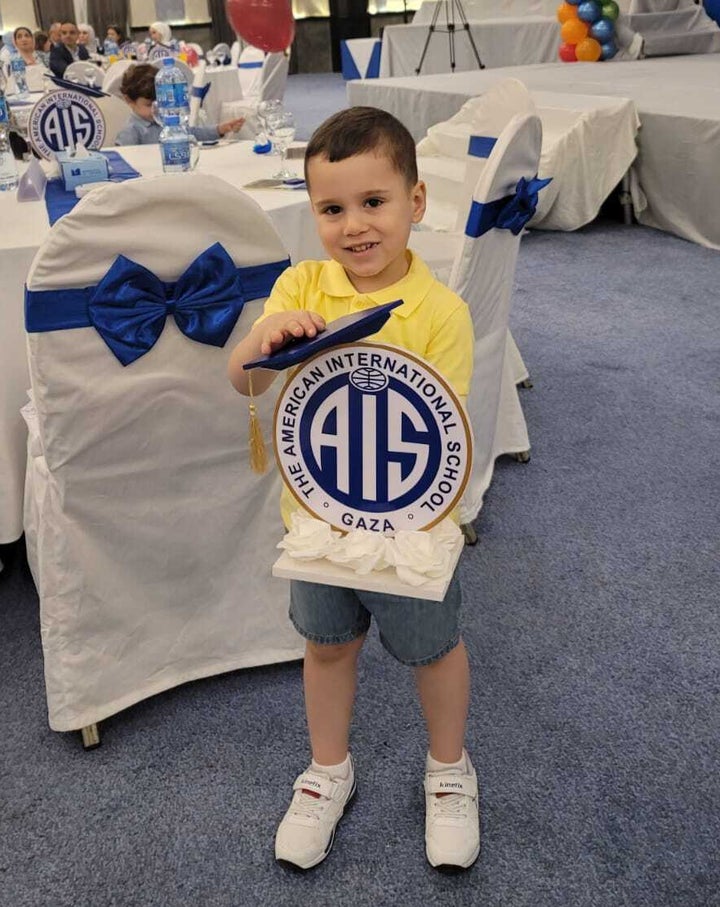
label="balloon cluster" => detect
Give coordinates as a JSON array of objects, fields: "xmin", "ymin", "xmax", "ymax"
[{"xmin": 557, "ymin": 0, "xmax": 619, "ymax": 62}]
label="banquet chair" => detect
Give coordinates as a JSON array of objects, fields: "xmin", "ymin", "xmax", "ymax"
[
  {"xmin": 412, "ymin": 113, "xmax": 548, "ymax": 537},
  {"xmin": 238, "ymin": 45, "xmax": 265, "ymax": 98},
  {"xmin": 230, "ymin": 41, "xmax": 241, "ymax": 65},
  {"xmin": 101, "ymin": 59, "xmax": 134, "ymax": 97},
  {"xmin": 414, "ymin": 79, "xmax": 539, "ymax": 388},
  {"xmin": 64, "ymin": 60, "xmax": 104, "ymax": 88},
  {"xmin": 258, "ymin": 52, "xmax": 290, "ymax": 103},
  {"xmin": 23, "ymin": 173, "xmax": 303, "ymax": 747}
]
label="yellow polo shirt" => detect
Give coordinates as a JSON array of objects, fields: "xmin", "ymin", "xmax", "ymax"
[{"xmin": 259, "ymin": 252, "xmax": 474, "ymax": 526}]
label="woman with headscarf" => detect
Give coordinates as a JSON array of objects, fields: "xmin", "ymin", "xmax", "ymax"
[
  {"xmin": 12, "ymin": 26, "xmax": 49, "ymax": 67},
  {"xmin": 77, "ymin": 23, "xmax": 100, "ymax": 55},
  {"xmin": 148, "ymin": 21, "xmax": 173, "ymax": 47}
]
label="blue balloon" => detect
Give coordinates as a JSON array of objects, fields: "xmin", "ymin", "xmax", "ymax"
[
  {"xmin": 590, "ymin": 17, "xmax": 615, "ymax": 42},
  {"xmin": 600, "ymin": 39, "xmax": 617, "ymax": 59},
  {"xmin": 578, "ymin": 0, "xmax": 602, "ymax": 22}
]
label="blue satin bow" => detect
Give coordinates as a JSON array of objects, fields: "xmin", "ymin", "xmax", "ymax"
[
  {"xmin": 465, "ymin": 175, "xmax": 552, "ymax": 239},
  {"xmin": 26, "ymin": 243, "xmax": 290, "ymax": 366}
]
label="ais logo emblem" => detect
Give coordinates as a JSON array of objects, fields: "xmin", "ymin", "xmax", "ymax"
[
  {"xmin": 29, "ymin": 90, "xmax": 106, "ymax": 159},
  {"xmin": 274, "ymin": 343, "xmax": 472, "ymax": 532}
]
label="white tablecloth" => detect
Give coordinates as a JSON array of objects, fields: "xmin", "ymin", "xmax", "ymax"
[
  {"xmin": 0, "ymin": 141, "xmax": 322, "ymax": 544},
  {"xmin": 347, "ymin": 56, "xmax": 720, "ymax": 250},
  {"xmin": 379, "ymin": 17, "xmax": 560, "ymax": 77}
]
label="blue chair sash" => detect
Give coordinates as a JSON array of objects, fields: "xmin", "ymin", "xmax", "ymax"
[
  {"xmin": 465, "ymin": 175, "xmax": 552, "ymax": 238},
  {"xmin": 238, "ymin": 60, "xmax": 263, "ymax": 69},
  {"xmin": 467, "ymin": 135, "xmax": 497, "ymax": 159},
  {"xmin": 191, "ymin": 83, "xmax": 211, "ymax": 105},
  {"xmin": 26, "ymin": 242, "xmax": 290, "ymax": 366}
]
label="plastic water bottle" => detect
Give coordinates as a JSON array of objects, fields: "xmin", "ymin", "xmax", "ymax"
[
  {"xmin": 9, "ymin": 50, "xmax": 29, "ymax": 98},
  {"xmin": 0, "ymin": 84, "xmax": 19, "ymax": 191},
  {"xmin": 154, "ymin": 57, "xmax": 190, "ymax": 123},
  {"xmin": 159, "ymin": 115, "xmax": 192, "ymax": 173},
  {"xmin": 104, "ymin": 39, "xmax": 119, "ymax": 58}
]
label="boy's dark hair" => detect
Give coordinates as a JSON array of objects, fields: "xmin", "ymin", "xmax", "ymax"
[
  {"xmin": 120, "ymin": 64, "xmax": 157, "ymax": 102},
  {"xmin": 304, "ymin": 107, "xmax": 418, "ymax": 188}
]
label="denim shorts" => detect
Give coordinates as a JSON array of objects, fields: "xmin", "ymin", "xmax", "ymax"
[{"xmin": 289, "ymin": 573, "xmax": 462, "ymax": 667}]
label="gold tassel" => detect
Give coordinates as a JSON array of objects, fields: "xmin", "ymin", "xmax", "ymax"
[{"xmin": 248, "ymin": 371, "xmax": 268, "ymax": 475}]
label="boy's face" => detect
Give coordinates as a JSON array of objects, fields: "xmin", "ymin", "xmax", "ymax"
[
  {"xmin": 125, "ymin": 96, "xmax": 155, "ymax": 122},
  {"xmin": 307, "ymin": 151, "xmax": 426, "ymax": 295}
]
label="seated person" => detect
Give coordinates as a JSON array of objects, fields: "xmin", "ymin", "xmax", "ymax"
[
  {"xmin": 13, "ymin": 26, "xmax": 50, "ymax": 67},
  {"xmin": 48, "ymin": 22, "xmax": 62, "ymax": 47},
  {"xmin": 105, "ymin": 25, "xmax": 131, "ymax": 54},
  {"xmin": 77, "ymin": 23, "xmax": 100, "ymax": 55},
  {"xmin": 115, "ymin": 64, "xmax": 245, "ymax": 145},
  {"xmin": 34, "ymin": 31, "xmax": 52, "ymax": 64},
  {"xmin": 49, "ymin": 21, "xmax": 90, "ymax": 77},
  {"xmin": 149, "ymin": 21, "xmax": 173, "ymax": 48}
]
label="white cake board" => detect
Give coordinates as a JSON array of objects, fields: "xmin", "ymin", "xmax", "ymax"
[{"xmin": 272, "ymin": 532, "xmax": 464, "ymax": 602}]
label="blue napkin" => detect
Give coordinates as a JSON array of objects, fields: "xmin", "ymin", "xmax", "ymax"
[
  {"xmin": 44, "ymin": 150, "xmax": 141, "ymax": 226},
  {"xmin": 243, "ymin": 299, "xmax": 404, "ymax": 371}
]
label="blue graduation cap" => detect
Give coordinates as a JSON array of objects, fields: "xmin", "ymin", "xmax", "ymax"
[{"xmin": 243, "ymin": 299, "xmax": 403, "ymax": 371}]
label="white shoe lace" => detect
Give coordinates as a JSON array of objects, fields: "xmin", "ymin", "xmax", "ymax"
[
  {"xmin": 431, "ymin": 793, "xmax": 470, "ymax": 818},
  {"xmin": 289, "ymin": 790, "xmax": 331, "ymax": 823}
]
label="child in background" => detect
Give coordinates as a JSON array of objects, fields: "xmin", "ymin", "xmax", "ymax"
[
  {"xmin": 115, "ymin": 64, "xmax": 244, "ymax": 146},
  {"xmin": 228, "ymin": 107, "xmax": 479, "ymax": 871}
]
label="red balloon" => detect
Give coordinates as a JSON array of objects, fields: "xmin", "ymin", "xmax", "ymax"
[
  {"xmin": 558, "ymin": 42, "xmax": 578, "ymax": 62},
  {"xmin": 226, "ymin": 0, "xmax": 295, "ymax": 53}
]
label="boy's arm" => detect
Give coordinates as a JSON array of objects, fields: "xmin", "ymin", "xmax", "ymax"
[{"xmin": 227, "ymin": 310, "xmax": 325, "ymax": 396}]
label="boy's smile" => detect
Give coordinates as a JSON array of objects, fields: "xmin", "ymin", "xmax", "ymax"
[{"xmin": 307, "ymin": 151, "xmax": 426, "ymax": 294}]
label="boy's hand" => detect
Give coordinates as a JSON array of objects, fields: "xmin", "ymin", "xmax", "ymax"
[
  {"xmin": 218, "ymin": 117, "xmax": 245, "ymax": 136},
  {"xmin": 259, "ymin": 311, "xmax": 326, "ymax": 356}
]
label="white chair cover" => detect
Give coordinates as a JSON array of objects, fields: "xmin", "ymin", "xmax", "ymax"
[
  {"xmin": 96, "ymin": 94, "xmax": 131, "ymax": 146},
  {"xmin": 101, "ymin": 59, "xmax": 135, "ymax": 97},
  {"xmin": 23, "ymin": 173, "xmax": 303, "ymax": 733},
  {"xmin": 64, "ymin": 61, "xmax": 104, "ymax": 88},
  {"xmin": 230, "ymin": 41, "xmax": 241, "ymax": 66},
  {"xmin": 25, "ymin": 63, "xmax": 50, "ymax": 92},
  {"xmin": 412, "ymin": 113, "xmax": 543, "ymax": 522},
  {"xmin": 238, "ymin": 45, "xmax": 265, "ymax": 99},
  {"xmin": 258, "ymin": 53, "xmax": 290, "ymax": 103}
]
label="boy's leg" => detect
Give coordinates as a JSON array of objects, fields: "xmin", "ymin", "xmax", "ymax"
[
  {"xmin": 414, "ymin": 638, "xmax": 470, "ymax": 763},
  {"xmin": 304, "ymin": 634, "xmax": 366, "ymax": 764},
  {"xmin": 415, "ymin": 639, "xmax": 479, "ymax": 869}
]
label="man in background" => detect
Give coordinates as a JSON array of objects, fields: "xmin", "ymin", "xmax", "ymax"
[{"xmin": 49, "ymin": 22, "xmax": 90, "ymax": 77}]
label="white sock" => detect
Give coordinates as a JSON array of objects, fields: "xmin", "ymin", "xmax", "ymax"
[
  {"xmin": 426, "ymin": 749, "xmax": 468, "ymax": 773},
  {"xmin": 311, "ymin": 753, "xmax": 351, "ymax": 780}
]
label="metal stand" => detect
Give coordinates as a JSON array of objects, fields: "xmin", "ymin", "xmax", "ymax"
[{"xmin": 415, "ymin": 0, "xmax": 485, "ymax": 75}]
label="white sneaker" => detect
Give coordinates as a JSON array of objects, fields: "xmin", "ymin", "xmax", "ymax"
[
  {"xmin": 275, "ymin": 757, "xmax": 356, "ymax": 869},
  {"xmin": 424, "ymin": 755, "xmax": 480, "ymax": 869}
]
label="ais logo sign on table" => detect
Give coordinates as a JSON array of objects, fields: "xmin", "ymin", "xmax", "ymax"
[
  {"xmin": 274, "ymin": 342, "xmax": 472, "ymax": 533},
  {"xmin": 29, "ymin": 90, "xmax": 106, "ymax": 159}
]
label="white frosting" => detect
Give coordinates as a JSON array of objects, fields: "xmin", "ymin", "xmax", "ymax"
[{"xmin": 277, "ymin": 512, "xmax": 462, "ymax": 586}]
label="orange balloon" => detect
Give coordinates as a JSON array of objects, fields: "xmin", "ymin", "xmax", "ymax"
[
  {"xmin": 560, "ymin": 17, "xmax": 589, "ymax": 43},
  {"xmin": 576, "ymin": 36, "xmax": 602, "ymax": 61},
  {"xmin": 556, "ymin": 2, "xmax": 579, "ymax": 23}
]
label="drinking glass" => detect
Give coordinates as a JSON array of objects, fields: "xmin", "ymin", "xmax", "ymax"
[{"xmin": 269, "ymin": 112, "xmax": 297, "ymax": 179}]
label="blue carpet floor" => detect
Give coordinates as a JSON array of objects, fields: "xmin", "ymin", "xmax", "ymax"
[{"xmin": 1, "ymin": 74, "xmax": 718, "ymax": 907}]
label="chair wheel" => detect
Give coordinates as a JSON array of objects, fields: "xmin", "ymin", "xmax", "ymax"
[
  {"xmin": 513, "ymin": 450, "xmax": 531, "ymax": 464},
  {"xmin": 460, "ymin": 523, "xmax": 478, "ymax": 545},
  {"xmin": 519, "ymin": 378, "xmax": 533, "ymax": 389},
  {"xmin": 80, "ymin": 723, "xmax": 101, "ymax": 750}
]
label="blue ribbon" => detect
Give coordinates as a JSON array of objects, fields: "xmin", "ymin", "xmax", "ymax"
[
  {"xmin": 238, "ymin": 60, "xmax": 263, "ymax": 69},
  {"xmin": 465, "ymin": 175, "xmax": 552, "ymax": 238},
  {"xmin": 467, "ymin": 135, "xmax": 496, "ymax": 159},
  {"xmin": 191, "ymin": 83, "xmax": 210, "ymax": 104},
  {"xmin": 26, "ymin": 243, "xmax": 290, "ymax": 366}
]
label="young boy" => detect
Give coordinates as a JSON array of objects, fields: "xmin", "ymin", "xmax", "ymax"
[
  {"xmin": 115, "ymin": 63, "xmax": 245, "ymax": 146},
  {"xmin": 228, "ymin": 107, "xmax": 478, "ymax": 871}
]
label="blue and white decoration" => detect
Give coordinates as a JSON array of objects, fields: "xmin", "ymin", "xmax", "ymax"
[
  {"xmin": 340, "ymin": 38, "xmax": 382, "ymax": 81},
  {"xmin": 28, "ymin": 90, "xmax": 106, "ymax": 159},
  {"xmin": 274, "ymin": 343, "xmax": 472, "ymax": 532}
]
